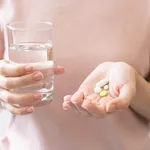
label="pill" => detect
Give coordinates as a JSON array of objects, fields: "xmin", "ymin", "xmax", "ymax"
[
  {"xmin": 94, "ymin": 87, "xmax": 102, "ymax": 93},
  {"xmin": 96, "ymin": 78, "xmax": 109, "ymax": 88},
  {"xmin": 10, "ymin": 45, "xmax": 17, "ymax": 50},
  {"xmin": 99, "ymin": 90, "xmax": 108, "ymax": 97},
  {"xmin": 104, "ymin": 85, "xmax": 109, "ymax": 90}
]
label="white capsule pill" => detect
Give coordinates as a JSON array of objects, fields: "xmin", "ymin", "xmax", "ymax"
[
  {"xmin": 96, "ymin": 78, "xmax": 109, "ymax": 88},
  {"xmin": 94, "ymin": 87, "xmax": 102, "ymax": 93},
  {"xmin": 104, "ymin": 85, "xmax": 109, "ymax": 90},
  {"xmin": 10, "ymin": 45, "xmax": 17, "ymax": 50}
]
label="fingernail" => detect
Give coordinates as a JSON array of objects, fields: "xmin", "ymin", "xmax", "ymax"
[
  {"xmin": 34, "ymin": 93, "xmax": 43, "ymax": 100},
  {"xmin": 27, "ymin": 107, "xmax": 34, "ymax": 113},
  {"xmin": 63, "ymin": 102, "xmax": 69, "ymax": 110},
  {"xmin": 25, "ymin": 65, "xmax": 33, "ymax": 72},
  {"xmin": 57, "ymin": 65, "xmax": 64, "ymax": 69},
  {"xmin": 33, "ymin": 72, "xmax": 43, "ymax": 81}
]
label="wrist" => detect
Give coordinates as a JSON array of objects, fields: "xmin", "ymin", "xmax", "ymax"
[{"xmin": 130, "ymin": 73, "xmax": 150, "ymax": 120}]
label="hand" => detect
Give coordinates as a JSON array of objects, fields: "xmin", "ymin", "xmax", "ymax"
[
  {"xmin": 63, "ymin": 62, "xmax": 136, "ymax": 118},
  {"xmin": 0, "ymin": 60, "xmax": 64, "ymax": 115}
]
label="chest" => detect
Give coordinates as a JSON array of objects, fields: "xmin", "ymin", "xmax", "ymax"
[{"xmin": 9, "ymin": 0, "xmax": 150, "ymax": 76}]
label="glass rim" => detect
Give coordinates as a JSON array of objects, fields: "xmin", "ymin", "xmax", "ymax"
[{"xmin": 7, "ymin": 21, "xmax": 53, "ymax": 32}]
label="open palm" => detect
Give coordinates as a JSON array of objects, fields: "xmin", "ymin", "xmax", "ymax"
[{"xmin": 63, "ymin": 62, "xmax": 136, "ymax": 118}]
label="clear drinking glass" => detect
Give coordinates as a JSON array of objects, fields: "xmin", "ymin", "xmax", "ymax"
[{"xmin": 6, "ymin": 21, "xmax": 54, "ymax": 107}]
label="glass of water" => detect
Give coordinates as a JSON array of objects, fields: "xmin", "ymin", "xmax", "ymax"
[{"xmin": 6, "ymin": 21, "xmax": 54, "ymax": 107}]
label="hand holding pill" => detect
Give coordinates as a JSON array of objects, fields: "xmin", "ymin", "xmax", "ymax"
[{"xmin": 63, "ymin": 62, "xmax": 136, "ymax": 118}]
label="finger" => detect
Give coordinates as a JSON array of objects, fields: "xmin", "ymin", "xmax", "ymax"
[
  {"xmin": 76, "ymin": 84, "xmax": 97, "ymax": 116},
  {"xmin": 0, "ymin": 90, "xmax": 42, "ymax": 105},
  {"xmin": 0, "ymin": 71, "xmax": 43, "ymax": 89},
  {"xmin": 82, "ymin": 95, "xmax": 102, "ymax": 117},
  {"xmin": 30, "ymin": 61, "xmax": 54, "ymax": 71},
  {"xmin": 106, "ymin": 83, "xmax": 136, "ymax": 112},
  {"xmin": 82, "ymin": 99, "xmax": 106, "ymax": 117},
  {"xmin": 0, "ymin": 60, "xmax": 63, "ymax": 77},
  {"xmin": 63, "ymin": 95, "xmax": 73, "ymax": 110},
  {"xmin": 54, "ymin": 65, "xmax": 65, "ymax": 75},
  {"xmin": 1, "ymin": 102, "xmax": 34, "ymax": 115},
  {"xmin": 63, "ymin": 95, "xmax": 81, "ymax": 114},
  {"xmin": 87, "ymin": 93, "xmax": 100, "ymax": 104},
  {"xmin": 30, "ymin": 62, "xmax": 64, "ymax": 75},
  {"xmin": 21, "ymin": 62, "xmax": 64, "ymax": 75},
  {"xmin": 0, "ymin": 61, "xmax": 34, "ymax": 77},
  {"xmin": 71, "ymin": 91, "xmax": 84, "ymax": 105},
  {"xmin": 71, "ymin": 91, "xmax": 92, "ymax": 116},
  {"xmin": 109, "ymin": 84, "xmax": 119, "ymax": 98},
  {"xmin": 63, "ymin": 101, "xmax": 70, "ymax": 110},
  {"xmin": 99, "ymin": 95, "xmax": 112, "ymax": 105},
  {"xmin": 81, "ymin": 62, "xmax": 113, "ymax": 86},
  {"xmin": 96, "ymin": 78, "xmax": 109, "ymax": 88},
  {"xmin": 63, "ymin": 95, "xmax": 85, "ymax": 114},
  {"xmin": 79, "ymin": 83, "xmax": 93, "ymax": 96}
]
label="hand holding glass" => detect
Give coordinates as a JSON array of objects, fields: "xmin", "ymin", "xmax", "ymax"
[{"xmin": 6, "ymin": 22, "xmax": 54, "ymax": 107}]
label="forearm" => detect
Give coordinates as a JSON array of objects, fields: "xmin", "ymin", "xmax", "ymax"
[{"xmin": 130, "ymin": 73, "xmax": 150, "ymax": 121}]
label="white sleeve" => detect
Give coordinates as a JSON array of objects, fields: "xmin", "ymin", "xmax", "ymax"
[{"xmin": 0, "ymin": 105, "xmax": 13, "ymax": 139}]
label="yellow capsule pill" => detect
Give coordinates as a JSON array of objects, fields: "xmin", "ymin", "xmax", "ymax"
[{"xmin": 99, "ymin": 90, "xmax": 108, "ymax": 97}]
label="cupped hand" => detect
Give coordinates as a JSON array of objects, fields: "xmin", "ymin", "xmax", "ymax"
[{"xmin": 63, "ymin": 62, "xmax": 136, "ymax": 118}]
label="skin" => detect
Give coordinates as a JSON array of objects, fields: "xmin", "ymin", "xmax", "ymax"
[
  {"xmin": 63, "ymin": 62, "xmax": 150, "ymax": 121},
  {"xmin": 0, "ymin": 27, "xmax": 149, "ymax": 120},
  {"xmin": 0, "ymin": 51, "xmax": 64, "ymax": 115},
  {"xmin": 1, "ymin": 62, "xmax": 64, "ymax": 115}
]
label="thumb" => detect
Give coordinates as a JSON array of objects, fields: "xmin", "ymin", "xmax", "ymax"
[{"xmin": 106, "ymin": 82, "xmax": 136, "ymax": 112}]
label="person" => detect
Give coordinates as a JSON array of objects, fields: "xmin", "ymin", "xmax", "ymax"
[{"xmin": 0, "ymin": 0, "xmax": 150, "ymax": 150}]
